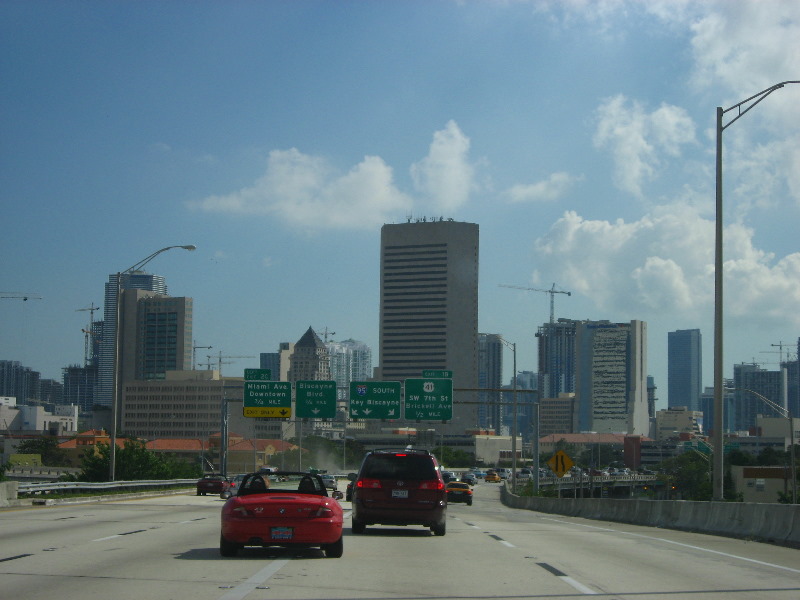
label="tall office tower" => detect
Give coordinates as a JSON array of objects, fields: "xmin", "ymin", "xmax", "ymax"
[
  {"xmin": 288, "ymin": 327, "xmax": 331, "ymax": 382},
  {"xmin": 478, "ymin": 333, "xmax": 503, "ymax": 431},
  {"xmin": 786, "ymin": 341, "xmax": 799, "ymax": 427},
  {"xmin": 647, "ymin": 376, "xmax": 657, "ymax": 422},
  {"xmin": 260, "ymin": 351, "xmax": 281, "ymax": 381},
  {"xmin": 375, "ymin": 220, "xmax": 479, "ymax": 435},
  {"xmin": 733, "ymin": 362, "xmax": 783, "ymax": 432},
  {"xmin": 132, "ymin": 295, "xmax": 193, "ymax": 380},
  {"xmin": 668, "ymin": 329, "xmax": 702, "ymax": 411},
  {"xmin": 537, "ymin": 319, "xmax": 578, "ymax": 400},
  {"xmin": 510, "ymin": 370, "xmax": 538, "ymax": 442},
  {"xmin": 574, "ymin": 320, "xmax": 649, "ymax": 435},
  {"xmin": 97, "ymin": 271, "xmax": 167, "ymax": 406}
]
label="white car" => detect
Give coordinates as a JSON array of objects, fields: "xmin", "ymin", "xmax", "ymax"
[{"xmin": 320, "ymin": 474, "xmax": 337, "ymax": 490}]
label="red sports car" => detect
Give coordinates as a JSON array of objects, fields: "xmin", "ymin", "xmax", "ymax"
[{"xmin": 220, "ymin": 471, "xmax": 343, "ymax": 558}]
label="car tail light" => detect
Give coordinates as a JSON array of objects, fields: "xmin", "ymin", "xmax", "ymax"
[
  {"xmin": 418, "ymin": 480, "xmax": 444, "ymax": 490},
  {"xmin": 357, "ymin": 478, "xmax": 382, "ymax": 489},
  {"xmin": 313, "ymin": 505, "xmax": 334, "ymax": 518}
]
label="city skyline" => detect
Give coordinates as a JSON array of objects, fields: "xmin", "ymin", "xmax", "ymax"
[{"xmin": 2, "ymin": 2, "xmax": 800, "ymax": 409}]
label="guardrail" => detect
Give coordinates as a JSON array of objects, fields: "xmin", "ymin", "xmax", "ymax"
[{"xmin": 17, "ymin": 479, "xmax": 196, "ymax": 495}]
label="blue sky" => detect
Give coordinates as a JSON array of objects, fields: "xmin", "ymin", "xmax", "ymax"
[{"xmin": 2, "ymin": 1, "xmax": 799, "ymax": 409}]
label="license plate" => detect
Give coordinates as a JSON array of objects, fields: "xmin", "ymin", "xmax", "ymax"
[
  {"xmin": 271, "ymin": 527, "xmax": 293, "ymax": 540},
  {"xmin": 391, "ymin": 489, "xmax": 408, "ymax": 498}
]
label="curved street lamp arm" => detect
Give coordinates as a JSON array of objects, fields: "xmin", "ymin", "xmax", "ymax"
[
  {"xmin": 721, "ymin": 80, "xmax": 800, "ymax": 131},
  {"xmin": 122, "ymin": 244, "xmax": 197, "ymax": 274}
]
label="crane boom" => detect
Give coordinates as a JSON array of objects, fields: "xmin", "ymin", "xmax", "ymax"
[{"xmin": 499, "ymin": 283, "xmax": 571, "ymax": 323}]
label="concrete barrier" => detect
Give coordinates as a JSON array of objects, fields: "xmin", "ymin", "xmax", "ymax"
[
  {"xmin": 501, "ymin": 485, "xmax": 800, "ymax": 548},
  {"xmin": 0, "ymin": 481, "xmax": 19, "ymax": 508}
]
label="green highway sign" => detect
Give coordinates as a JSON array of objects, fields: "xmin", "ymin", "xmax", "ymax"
[
  {"xmin": 296, "ymin": 380, "xmax": 337, "ymax": 419},
  {"xmin": 244, "ymin": 368, "xmax": 272, "ymax": 381},
  {"xmin": 349, "ymin": 381, "xmax": 401, "ymax": 420},
  {"xmin": 404, "ymin": 378, "xmax": 453, "ymax": 420},
  {"xmin": 422, "ymin": 369, "xmax": 452, "ymax": 378},
  {"xmin": 244, "ymin": 381, "xmax": 291, "ymax": 418}
]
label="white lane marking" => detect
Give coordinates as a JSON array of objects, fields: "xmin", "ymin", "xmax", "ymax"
[
  {"xmin": 217, "ymin": 559, "xmax": 290, "ymax": 600},
  {"xmin": 91, "ymin": 535, "xmax": 121, "ymax": 541},
  {"xmin": 542, "ymin": 517, "xmax": 800, "ymax": 574},
  {"xmin": 561, "ymin": 576, "xmax": 598, "ymax": 595},
  {"xmin": 500, "ymin": 540, "xmax": 516, "ymax": 548}
]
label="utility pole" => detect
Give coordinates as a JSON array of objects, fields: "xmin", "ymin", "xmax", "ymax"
[{"xmin": 499, "ymin": 283, "xmax": 571, "ymax": 324}]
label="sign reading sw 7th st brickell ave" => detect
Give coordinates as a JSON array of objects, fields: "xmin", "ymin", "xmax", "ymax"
[
  {"xmin": 349, "ymin": 381, "xmax": 401, "ymax": 419},
  {"xmin": 404, "ymin": 377, "xmax": 453, "ymax": 420}
]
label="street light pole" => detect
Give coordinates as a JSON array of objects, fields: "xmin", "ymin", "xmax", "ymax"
[
  {"xmin": 712, "ymin": 81, "xmax": 798, "ymax": 501},
  {"xmin": 109, "ymin": 244, "xmax": 196, "ymax": 481},
  {"xmin": 499, "ymin": 337, "xmax": 518, "ymax": 493}
]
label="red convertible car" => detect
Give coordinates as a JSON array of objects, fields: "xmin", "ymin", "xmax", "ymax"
[{"xmin": 220, "ymin": 471, "xmax": 343, "ymax": 558}]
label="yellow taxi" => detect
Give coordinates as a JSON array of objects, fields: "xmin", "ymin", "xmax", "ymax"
[{"xmin": 484, "ymin": 469, "xmax": 501, "ymax": 483}]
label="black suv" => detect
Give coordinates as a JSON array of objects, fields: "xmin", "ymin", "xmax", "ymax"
[{"xmin": 351, "ymin": 448, "xmax": 447, "ymax": 535}]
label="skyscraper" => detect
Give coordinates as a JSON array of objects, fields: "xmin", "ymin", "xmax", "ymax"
[
  {"xmin": 668, "ymin": 329, "xmax": 702, "ymax": 411},
  {"xmin": 375, "ymin": 219, "xmax": 479, "ymax": 434},
  {"xmin": 574, "ymin": 320, "xmax": 649, "ymax": 435},
  {"xmin": 478, "ymin": 333, "xmax": 503, "ymax": 431},
  {"xmin": 537, "ymin": 319, "xmax": 578, "ymax": 399},
  {"xmin": 97, "ymin": 271, "xmax": 167, "ymax": 406}
]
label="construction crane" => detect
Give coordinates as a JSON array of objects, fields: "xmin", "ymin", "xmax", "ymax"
[
  {"xmin": 499, "ymin": 283, "xmax": 571, "ymax": 324},
  {"xmin": 192, "ymin": 342, "xmax": 213, "ymax": 370},
  {"xmin": 208, "ymin": 351, "xmax": 255, "ymax": 375},
  {"xmin": 319, "ymin": 327, "xmax": 336, "ymax": 343},
  {"xmin": 76, "ymin": 303, "xmax": 100, "ymax": 367},
  {"xmin": 1, "ymin": 292, "xmax": 42, "ymax": 301}
]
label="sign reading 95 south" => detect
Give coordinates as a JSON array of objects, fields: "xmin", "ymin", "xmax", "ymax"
[
  {"xmin": 404, "ymin": 378, "xmax": 453, "ymax": 421},
  {"xmin": 349, "ymin": 381, "xmax": 401, "ymax": 419}
]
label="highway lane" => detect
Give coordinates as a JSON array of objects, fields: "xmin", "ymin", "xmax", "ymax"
[{"xmin": 0, "ymin": 482, "xmax": 798, "ymax": 599}]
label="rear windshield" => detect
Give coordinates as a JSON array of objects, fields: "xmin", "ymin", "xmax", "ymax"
[{"xmin": 362, "ymin": 454, "xmax": 438, "ymax": 480}]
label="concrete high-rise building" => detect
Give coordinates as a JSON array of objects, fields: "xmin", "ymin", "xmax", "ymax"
[
  {"xmin": 733, "ymin": 362, "xmax": 783, "ymax": 432},
  {"xmin": 537, "ymin": 319, "xmax": 578, "ymax": 399},
  {"xmin": 97, "ymin": 272, "xmax": 167, "ymax": 407},
  {"xmin": 375, "ymin": 220, "xmax": 479, "ymax": 434},
  {"xmin": 327, "ymin": 339, "xmax": 373, "ymax": 389},
  {"xmin": 574, "ymin": 320, "xmax": 649, "ymax": 435},
  {"xmin": 478, "ymin": 333, "xmax": 503, "ymax": 431},
  {"xmin": 668, "ymin": 329, "xmax": 702, "ymax": 411}
]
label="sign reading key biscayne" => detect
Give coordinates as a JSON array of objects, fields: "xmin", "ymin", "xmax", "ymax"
[{"xmin": 349, "ymin": 381, "xmax": 401, "ymax": 419}]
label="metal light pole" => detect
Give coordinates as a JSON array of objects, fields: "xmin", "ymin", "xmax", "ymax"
[
  {"xmin": 499, "ymin": 337, "xmax": 518, "ymax": 493},
  {"xmin": 712, "ymin": 81, "xmax": 798, "ymax": 501},
  {"xmin": 110, "ymin": 244, "xmax": 196, "ymax": 481}
]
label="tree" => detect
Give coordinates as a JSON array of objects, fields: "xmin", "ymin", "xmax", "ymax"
[
  {"xmin": 14, "ymin": 436, "xmax": 70, "ymax": 467},
  {"xmin": 76, "ymin": 440, "xmax": 201, "ymax": 482}
]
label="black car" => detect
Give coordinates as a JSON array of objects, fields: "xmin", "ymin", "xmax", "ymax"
[
  {"xmin": 460, "ymin": 472, "xmax": 477, "ymax": 485},
  {"xmin": 351, "ymin": 448, "xmax": 447, "ymax": 536}
]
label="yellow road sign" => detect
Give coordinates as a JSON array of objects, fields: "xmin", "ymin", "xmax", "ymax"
[
  {"xmin": 243, "ymin": 406, "xmax": 292, "ymax": 418},
  {"xmin": 547, "ymin": 450, "xmax": 574, "ymax": 477}
]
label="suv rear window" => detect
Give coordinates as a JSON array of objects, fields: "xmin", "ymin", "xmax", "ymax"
[{"xmin": 361, "ymin": 454, "xmax": 438, "ymax": 480}]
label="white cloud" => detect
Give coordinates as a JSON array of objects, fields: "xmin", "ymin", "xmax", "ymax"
[
  {"xmin": 189, "ymin": 121, "xmax": 479, "ymax": 229},
  {"xmin": 506, "ymin": 172, "xmax": 583, "ymax": 203},
  {"xmin": 189, "ymin": 148, "xmax": 412, "ymax": 230},
  {"xmin": 593, "ymin": 95, "xmax": 696, "ymax": 197},
  {"xmin": 534, "ymin": 206, "xmax": 800, "ymax": 327},
  {"xmin": 410, "ymin": 120, "xmax": 475, "ymax": 213}
]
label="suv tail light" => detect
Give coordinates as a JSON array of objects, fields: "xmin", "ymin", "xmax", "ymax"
[
  {"xmin": 357, "ymin": 478, "xmax": 382, "ymax": 489},
  {"xmin": 418, "ymin": 480, "xmax": 444, "ymax": 490}
]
